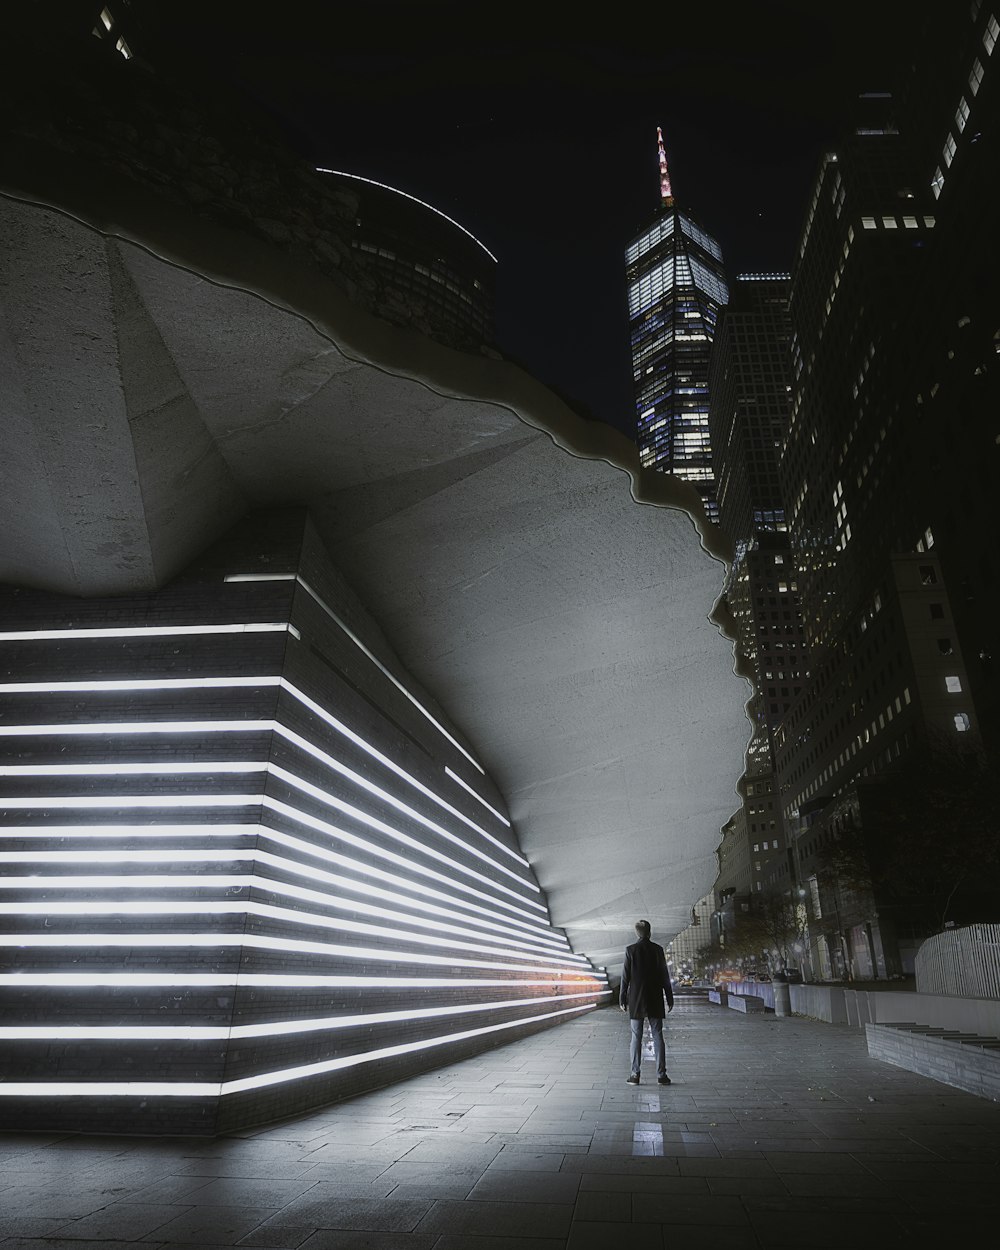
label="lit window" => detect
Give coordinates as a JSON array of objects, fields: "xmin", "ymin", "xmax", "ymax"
[
  {"xmin": 882, "ymin": 215, "xmax": 898, "ymax": 228},
  {"xmin": 954, "ymin": 712, "xmax": 971, "ymax": 732},
  {"xmin": 923, "ymin": 215, "xmax": 936, "ymax": 228},
  {"xmin": 985, "ymin": 15, "xmax": 999, "ymax": 54},
  {"xmin": 970, "ymin": 58, "xmax": 984, "ymax": 95},
  {"xmin": 925, "ymin": 526, "xmax": 935, "ymax": 548},
  {"xmin": 942, "ymin": 133, "xmax": 957, "ymax": 168},
  {"xmin": 115, "ymin": 36, "xmax": 132, "ymax": 59},
  {"xmin": 861, "ymin": 215, "xmax": 877, "ymax": 229},
  {"xmin": 945, "ymin": 676, "xmax": 962, "ymax": 693},
  {"xmin": 931, "ymin": 168, "xmax": 945, "ymax": 199},
  {"xmin": 100, "ymin": 7, "xmax": 113, "ymax": 30},
  {"xmin": 955, "ymin": 97, "xmax": 971, "ymax": 133}
]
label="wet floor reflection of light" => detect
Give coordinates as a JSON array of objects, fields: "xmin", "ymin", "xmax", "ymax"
[{"xmin": 632, "ymin": 1119, "xmax": 665, "ymax": 1155}]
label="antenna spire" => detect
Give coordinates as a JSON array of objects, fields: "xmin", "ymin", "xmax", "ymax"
[{"xmin": 657, "ymin": 125, "xmax": 674, "ymax": 207}]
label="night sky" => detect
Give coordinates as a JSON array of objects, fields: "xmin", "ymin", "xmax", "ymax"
[{"xmin": 143, "ymin": 0, "xmax": 918, "ymax": 437}]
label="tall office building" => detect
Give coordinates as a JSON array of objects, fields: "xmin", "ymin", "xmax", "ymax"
[
  {"xmin": 708, "ymin": 276, "xmax": 807, "ymax": 908},
  {"xmin": 765, "ymin": 3, "xmax": 1000, "ymax": 977},
  {"xmin": 627, "ymin": 128, "xmax": 729, "ymax": 520}
]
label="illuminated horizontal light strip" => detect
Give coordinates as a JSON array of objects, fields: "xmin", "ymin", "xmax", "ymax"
[
  {"xmin": 0, "ymin": 763, "xmax": 266, "ymax": 777},
  {"xmin": 0, "ymin": 763, "xmax": 539, "ymax": 912},
  {"xmin": 0, "ymin": 850, "xmax": 569, "ymax": 953},
  {"xmin": 0, "ymin": 678, "xmax": 281, "ymax": 694},
  {"xmin": 313, "ymin": 167, "xmax": 499, "ymax": 264},
  {"xmin": 0, "ymin": 823, "xmax": 555, "ymax": 941},
  {"xmin": 0, "ymin": 795, "xmax": 262, "ymax": 809},
  {"xmin": 0, "ymin": 875, "xmax": 577, "ymax": 962},
  {"xmin": 0, "ymin": 973, "xmax": 605, "ymax": 988},
  {"xmin": 0, "ymin": 823, "xmax": 258, "ymax": 839},
  {"xmin": 266, "ymin": 757, "xmax": 534, "ymax": 892},
  {"xmin": 0, "ymin": 623, "xmax": 296, "ymax": 641},
  {"xmin": 0, "ymin": 991, "xmax": 605, "ymax": 1040},
  {"xmin": 225, "ymin": 572, "xmax": 485, "ymax": 774},
  {"xmin": 0, "ymin": 931, "xmax": 595, "ymax": 975},
  {"xmin": 261, "ymin": 795, "xmax": 545, "ymax": 918},
  {"xmin": 279, "ymin": 681, "xmax": 523, "ymax": 862},
  {"xmin": 0, "ymin": 896, "xmax": 588, "ymax": 967},
  {"xmin": 445, "ymin": 766, "xmax": 511, "ymax": 828},
  {"xmin": 0, "ymin": 1004, "xmax": 595, "ymax": 1097},
  {"xmin": 0, "ymin": 675, "xmax": 509, "ymax": 860},
  {"xmin": 0, "ymin": 721, "xmax": 536, "ymax": 897}
]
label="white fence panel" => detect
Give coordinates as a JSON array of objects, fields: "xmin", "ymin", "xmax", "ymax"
[{"xmin": 915, "ymin": 924, "xmax": 1000, "ymax": 999}]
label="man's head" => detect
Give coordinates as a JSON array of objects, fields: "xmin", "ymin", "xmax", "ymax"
[{"xmin": 634, "ymin": 919, "xmax": 651, "ymax": 940}]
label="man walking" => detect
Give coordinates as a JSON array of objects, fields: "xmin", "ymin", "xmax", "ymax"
[{"xmin": 619, "ymin": 919, "xmax": 674, "ymax": 1085}]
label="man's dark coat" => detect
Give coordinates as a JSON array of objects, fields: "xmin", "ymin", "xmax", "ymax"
[{"xmin": 620, "ymin": 937, "xmax": 674, "ymax": 1019}]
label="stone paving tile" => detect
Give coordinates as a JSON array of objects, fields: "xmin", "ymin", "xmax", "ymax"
[
  {"xmin": 413, "ymin": 1198, "xmax": 574, "ymax": 1238},
  {"xmin": 295, "ymin": 1233, "xmax": 439, "ymax": 1250},
  {"xmin": 51, "ymin": 1203, "xmax": 186, "ymax": 1241},
  {"xmin": 144, "ymin": 1205, "xmax": 273, "ymax": 1244}
]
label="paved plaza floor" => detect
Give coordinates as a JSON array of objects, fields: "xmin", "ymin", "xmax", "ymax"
[{"xmin": 2, "ymin": 994, "xmax": 999, "ymax": 1249}]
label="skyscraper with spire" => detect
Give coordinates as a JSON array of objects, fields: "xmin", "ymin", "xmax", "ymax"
[{"xmin": 626, "ymin": 128, "xmax": 728, "ymax": 521}]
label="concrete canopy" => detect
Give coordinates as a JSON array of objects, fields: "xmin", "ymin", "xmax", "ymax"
[{"xmin": 0, "ymin": 180, "xmax": 749, "ymax": 971}]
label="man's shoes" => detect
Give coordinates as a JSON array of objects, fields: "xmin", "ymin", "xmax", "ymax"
[
  {"xmin": 626, "ymin": 1074, "xmax": 640, "ymax": 1085},
  {"xmin": 657, "ymin": 1075, "xmax": 671, "ymax": 1085}
]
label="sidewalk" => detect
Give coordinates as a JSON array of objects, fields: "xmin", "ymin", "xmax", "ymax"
[{"xmin": 2, "ymin": 994, "xmax": 999, "ymax": 1248}]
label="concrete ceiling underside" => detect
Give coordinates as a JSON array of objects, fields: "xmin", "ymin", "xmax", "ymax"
[{"xmin": 0, "ymin": 184, "xmax": 750, "ymax": 969}]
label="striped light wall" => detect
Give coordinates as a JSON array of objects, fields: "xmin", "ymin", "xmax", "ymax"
[{"xmin": 0, "ymin": 512, "xmax": 608, "ymax": 1133}]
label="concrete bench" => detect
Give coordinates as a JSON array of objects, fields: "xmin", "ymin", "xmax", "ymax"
[
  {"xmin": 707, "ymin": 989, "xmax": 728, "ymax": 1006},
  {"xmin": 866, "ymin": 1022, "xmax": 1000, "ymax": 1102},
  {"xmin": 727, "ymin": 994, "xmax": 766, "ymax": 1013}
]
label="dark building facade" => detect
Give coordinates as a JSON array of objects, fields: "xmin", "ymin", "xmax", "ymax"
[
  {"xmin": 627, "ymin": 128, "xmax": 729, "ymax": 521},
  {"xmin": 0, "ymin": 512, "xmax": 607, "ymax": 1134},
  {"xmin": 767, "ymin": 3, "xmax": 1000, "ymax": 977},
  {"xmin": 708, "ymin": 276, "xmax": 806, "ymax": 911}
]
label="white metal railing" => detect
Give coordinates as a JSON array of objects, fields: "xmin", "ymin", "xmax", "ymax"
[{"xmin": 915, "ymin": 924, "xmax": 1000, "ymax": 999}]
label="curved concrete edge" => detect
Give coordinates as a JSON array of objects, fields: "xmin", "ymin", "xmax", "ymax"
[
  {"xmin": 1, "ymin": 137, "xmax": 734, "ymax": 570},
  {"xmin": 1, "ymin": 136, "xmax": 754, "ymax": 845}
]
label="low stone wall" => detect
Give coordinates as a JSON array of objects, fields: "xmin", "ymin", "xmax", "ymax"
[
  {"xmin": 842, "ymin": 989, "xmax": 1000, "ymax": 1036},
  {"xmin": 723, "ymin": 980, "xmax": 775, "ymax": 1010},
  {"xmin": 788, "ymin": 983, "xmax": 848, "ymax": 1024},
  {"xmin": 866, "ymin": 1023, "xmax": 1000, "ymax": 1102}
]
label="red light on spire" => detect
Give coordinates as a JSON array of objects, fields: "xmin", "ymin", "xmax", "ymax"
[{"xmin": 657, "ymin": 125, "xmax": 674, "ymax": 207}]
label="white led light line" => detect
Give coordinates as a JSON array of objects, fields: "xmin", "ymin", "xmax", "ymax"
[
  {"xmin": 0, "ymin": 718, "xmax": 536, "ymax": 895},
  {"xmin": 0, "ymin": 931, "xmax": 593, "ymax": 974},
  {"xmin": 0, "ymin": 812, "xmax": 547, "ymax": 927},
  {"xmin": 0, "ymin": 823, "xmax": 556, "ymax": 941},
  {"xmin": 0, "ymin": 849, "xmax": 568, "ymax": 952},
  {"xmin": 266, "ymin": 759, "xmax": 535, "ymax": 893},
  {"xmin": 279, "ymin": 681, "xmax": 523, "ymax": 862},
  {"xmin": 0, "ymin": 765, "xmax": 539, "ymax": 909},
  {"xmin": 263, "ymin": 793, "xmax": 545, "ymax": 918},
  {"xmin": 0, "ymin": 675, "xmax": 510, "ymax": 858},
  {"xmin": 313, "ymin": 168, "xmax": 499, "ymax": 262},
  {"xmin": 0, "ymin": 991, "xmax": 604, "ymax": 1040},
  {"xmin": 0, "ymin": 1004, "xmax": 596, "ymax": 1098},
  {"xmin": 0, "ymin": 874, "xmax": 573, "ymax": 960},
  {"xmin": 0, "ymin": 685, "xmax": 515, "ymax": 870},
  {"xmin": 0, "ymin": 678, "xmax": 281, "ymax": 694},
  {"xmin": 0, "ymin": 896, "xmax": 587, "ymax": 966},
  {"xmin": 0, "ymin": 763, "xmax": 266, "ymax": 778},
  {"xmin": 226, "ymin": 571, "xmax": 485, "ymax": 773},
  {"xmin": 0, "ymin": 973, "xmax": 604, "ymax": 988},
  {"xmin": 0, "ymin": 823, "xmax": 258, "ymax": 840},
  {"xmin": 0, "ymin": 623, "xmax": 294, "ymax": 641},
  {"xmin": 445, "ymin": 766, "xmax": 511, "ymax": 827}
]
